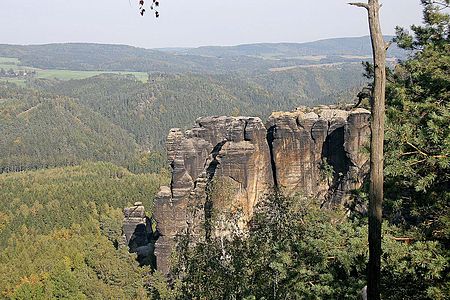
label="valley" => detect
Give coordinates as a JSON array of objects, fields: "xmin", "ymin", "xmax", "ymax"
[
  {"xmin": 0, "ymin": 38, "xmax": 377, "ymax": 174},
  {"xmin": 0, "ymin": 16, "xmax": 447, "ymax": 298}
]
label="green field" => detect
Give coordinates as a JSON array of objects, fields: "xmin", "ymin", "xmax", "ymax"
[
  {"xmin": 36, "ymin": 69, "xmax": 149, "ymax": 81},
  {"xmin": 0, "ymin": 56, "xmax": 148, "ymax": 82},
  {"xmin": 0, "ymin": 57, "xmax": 21, "ymax": 70},
  {"xmin": 0, "ymin": 57, "xmax": 20, "ymax": 64}
]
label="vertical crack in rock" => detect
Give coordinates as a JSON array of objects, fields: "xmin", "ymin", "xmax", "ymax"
[
  {"xmin": 206, "ymin": 141, "xmax": 227, "ymax": 181},
  {"xmin": 310, "ymin": 121, "xmax": 317, "ymax": 144},
  {"xmin": 243, "ymin": 119, "xmax": 251, "ymax": 142},
  {"xmin": 204, "ymin": 141, "xmax": 227, "ymax": 239},
  {"xmin": 266, "ymin": 125, "xmax": 279, "ymax": 188},
  {"xmin": 169, "ymin": 160, "xmax": 176, "ymax": 199},
  {"xmin": 321, "ymin": 126, "xmax": 352, "ymax": 206}
]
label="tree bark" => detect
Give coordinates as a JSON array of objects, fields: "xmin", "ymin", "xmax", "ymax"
[{"xmin": 349, "ymin": 1, "xmax": 386, "ymax": 299}]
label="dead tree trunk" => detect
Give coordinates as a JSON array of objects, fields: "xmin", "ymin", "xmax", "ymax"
[{"xmin": 348, "ymin": 1, "xmax": 386, "ymax": 299}]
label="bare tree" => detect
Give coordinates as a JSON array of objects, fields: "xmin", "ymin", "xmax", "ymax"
[{"xmin": 349, "ymin": 1, "xmax": 387, "ymax": 299}]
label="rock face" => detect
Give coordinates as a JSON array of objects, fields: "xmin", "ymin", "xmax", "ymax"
[
  {"xmin": 153, "ymin": 116, "xmax": 274, "ymax": 274},
  {"xmin": 122, "ymin": 202, "xmax": 156, "ymax": 267},
  {"xmin": 267, "ymin": 106, "xmax": 371, "ymax": 204},
  {"xmin": 153, "ymin": 106, "xmax": 370, "ymax": 274}
]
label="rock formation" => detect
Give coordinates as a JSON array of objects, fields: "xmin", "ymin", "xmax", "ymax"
[
  {"xmin": 267, "ymin": 106, "xmax": 371, "ymax": 205},
  {"xmin": 122, "ymin": 202, "xmax": 156, "ymax": 267},
  {"xmin": 153, "ymin": 116, "xmax": 274, "ymax": 273},
  {"xmin": 152, "ymin": 106, "xmax": 370, "ymax": 274}
]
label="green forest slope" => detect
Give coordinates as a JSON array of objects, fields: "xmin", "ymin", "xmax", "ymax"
[
  {"xmin": 1, "ymin": 62, "xmax": 365, "ymax": 173},
  {"xmin": 0, "ymin": 83, "xmax": 139, "ymax": 172},
  {"xmin": 0, "ymin": 162, "xmax": 168, "ymax": 299}
]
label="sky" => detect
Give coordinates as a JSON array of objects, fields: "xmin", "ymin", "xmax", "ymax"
[{"xmin": 0, "ymin": 0, "xmax": 423, "ymax": 49}]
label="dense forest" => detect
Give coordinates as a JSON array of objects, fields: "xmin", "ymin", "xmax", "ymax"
[
  {"xmin": 149, "ymin": 2, "xmax": 449, "ymax": 299},
  {"xmin": 1, "ymin": 63, "xmax": 365, "ymax": 173},
  {"xmin": 0, "ymin": 162, "xmax": 168, "ymax": 299},
  {"xmin": 0, "ymin": 1, "xmax": 448, "ymax": 299},
  {"xmin": 0, "ymin": 36, "xmax": 403, "ymax": 74}
]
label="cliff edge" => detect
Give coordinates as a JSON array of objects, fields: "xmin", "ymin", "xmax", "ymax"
[{"xmin": 153, "ymin": 105, "xmax": 370, "ymax": 274}]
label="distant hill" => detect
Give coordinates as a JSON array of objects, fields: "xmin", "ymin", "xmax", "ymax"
[
  {"xmin": 30, "ymin": 65, "xmax": 365, "ymax": 149},
  {"xmin": 159, "ymin": 36, "xmax": 404, "ymax": 59},
  {"xmin": 0, "ymin": 36, "xmax": 405, "ymax": 74},
  {"xmin": 0, "ymin": 36, "xmax": 378, "ymax": 173},
  {"xmin": 0, "ymin": 82, "xmax": 139, "ymax": 172}
]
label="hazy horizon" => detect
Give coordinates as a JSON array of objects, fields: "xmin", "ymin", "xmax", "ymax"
[
  {"xmin": 1, "ymin": 35, "xmax": 398, "ymax": 50},
  {"xmin": 0, "ymin": 0, "xmax": 423, "ymax": 48}
]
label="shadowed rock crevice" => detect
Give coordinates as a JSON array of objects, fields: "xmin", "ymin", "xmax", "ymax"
[
  {"xmin": 122, "ymin": 202, "xmax": 158, "ymax": 268},
  {"xmin": 322, "ymin": 127, "xmax": 351, "ymax": 181},
  {"xmin": 204, "ymin": 141, "xmax": 227, "ymax": 239},
  {"xmin": 206, "ymin": 141, "xmax": 227, "ymax": 180},
  {"xmin": 266, "ymin": 125, "xmax": 279, "ymax": 188},
  {"xmin": 321, "ymin": 126, "xmax": 352, "ymax": 206}
]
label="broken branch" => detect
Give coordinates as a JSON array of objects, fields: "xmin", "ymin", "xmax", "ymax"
[{"xmin": 348, "ymin": 2, "xmax": 369, "ymax": 10}]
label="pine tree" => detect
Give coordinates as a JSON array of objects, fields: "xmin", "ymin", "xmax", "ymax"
[{"xmin": 384, "ymin": 0, "xmax": 450, "ymax": 244}]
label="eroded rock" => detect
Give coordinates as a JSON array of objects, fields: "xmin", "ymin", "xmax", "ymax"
[
  {"xmin": 152, "ymin": 106, "xmax": 370, "ymax": 274},
  {"xmin": 267, "ymin": 106, "xmax": 370, "ymax": 204},
  {"xmin": 154, "ymin": 116, "xmax": 273, "ymax": 274},
  {"xmin": 122, "ymin": 202, "xmax": 156, "ymax": 267}
]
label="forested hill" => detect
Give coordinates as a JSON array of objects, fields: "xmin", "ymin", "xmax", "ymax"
[
  {"xmin": 0, "ymin": 36, "xmax": 376, "ymax": 174},
  {"xmin": 0, "ymin": 36, "xmax": 403, "ymax": 74},
  {"xmin": 1, "ymin": 63, "xmax": 364, "ymax": 173},
  {"xmin": 159, "ymin": 35, "xmax": 404, "ymax": 59},
  {"xmin": 0, "ymin": 82, "xmax": 139, "ymax": 172},
  {"xmin": 30, "ymin": 64, "xmax": 365, "ymax": 147}
]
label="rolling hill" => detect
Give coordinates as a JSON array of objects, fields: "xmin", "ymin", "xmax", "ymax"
[
  {"xmin": 0, "ymin": 37, "xmax": 378, "ymax": 173},
  {"xmin": 0, "ymin": 82, "xmax": 139, "ymax": 172},
  {"xmin": 0, "ymin": 36, "xmax": 405, "ymax": 75},
  {"xmin": 159, "ymin": 36, "xmax": 404, "ymax": 59}
]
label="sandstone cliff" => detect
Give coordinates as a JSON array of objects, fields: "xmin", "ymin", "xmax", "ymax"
[
  {"xmin": 152, "ymin": 106, "xmax": 370, "ymax": 274},
  {"xmin": 268, "ymin": 106, "xmax": 370, "ymax": 205},
  {"xmin": 123, "ymin": 202, "xmax": 156, "ymax": 267}
]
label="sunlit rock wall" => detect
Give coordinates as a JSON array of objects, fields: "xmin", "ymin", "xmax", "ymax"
[{"xmin": 153, "ymin": 106, "xmax": 370, "ymax": 274}]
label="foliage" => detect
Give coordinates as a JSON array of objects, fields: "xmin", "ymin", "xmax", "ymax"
[
  {"xmin": 0, "ymin": 82, "xmax": 169, "ymax": 174},
  {"xmin": 0, "ymin": 162, "xmax": 168, "ymax": 245},
  {"xmin": 0, "ymin": 83, "xmax": 137, "ymax": 172},
  {"xmin": 29, "ymin": 67, "xmax": 365, "ymax": 150},
  {"xmin": 0, "ymin": 162, "xmax": 168, "ymax": 298},
  {"xmin": 150, "ymin": 193, "xmax": 448, "ymax": 299},
  {"xmin": 0, "ymin": 40, "xmax": 371, "ymax": 175},
  {"xmin": 352, "ymin": 3, "xmax": 450, "ymax": 295},
  {"xmin": 385, "ymin": 0, "xmax": 450, "ymax": 244}
]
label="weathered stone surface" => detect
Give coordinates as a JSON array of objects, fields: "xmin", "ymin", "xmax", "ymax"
[
  {"xmin": 152, "ymin": 106, "xmax": 370, "ymax": 274},
  {"xmin": 154, "ymin": 116, "xmax": 274, "ymax": 274},
  {"xmin": 123, "ymin": 204, "xmax": 146, "ymax": 246},
  {"xmin": 267, "ymin": 106, "xmax": 370, "ymax": 204},
  {"xmin": 122, "ymin": 203, "xmax": 155, "ymax": 266}
]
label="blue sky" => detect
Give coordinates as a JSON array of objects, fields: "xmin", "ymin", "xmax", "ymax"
[{"xmin": 0, "ymin": 0, "xmax": 423, "ymax": 48}]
